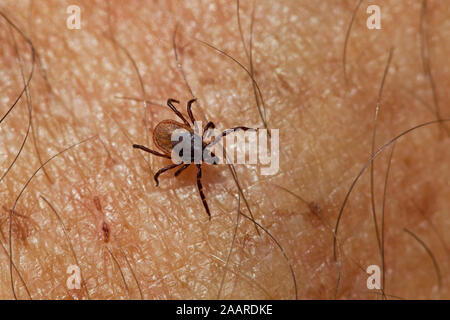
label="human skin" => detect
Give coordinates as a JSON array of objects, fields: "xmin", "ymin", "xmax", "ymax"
[{"xmin": 0, "ymin": 0, "xmax": 449, "ymax": 299}]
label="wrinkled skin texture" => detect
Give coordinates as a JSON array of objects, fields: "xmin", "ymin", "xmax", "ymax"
[{"xmin": 0, "ymin": 0, "xmax": 449, "ymax": 299}]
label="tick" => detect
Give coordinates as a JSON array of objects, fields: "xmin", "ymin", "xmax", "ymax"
[{"xmin": 133, "ymin": 98, "xmax": 255, "ymax": 219}]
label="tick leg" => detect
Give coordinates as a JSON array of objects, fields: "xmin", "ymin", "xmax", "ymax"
[
  {"xmin": 133, "ymin": 144, "xmax": 171, "ymax": 159},
  {"xmin": 167, "ymin": 99, "xmax": 191, "ymax": 127},
  {"xmin": 186, "ymin": 99, "xmax": 197, "ymax": 125},
  {"xmin": 203, "ymin": 122, "xmax": 220, "ymax": 164},
  {"xmin": 202, "ymin": 121, "xmax": 215, "ymax": 140},
  {"xmin": 174, "ymin": 163, "xmax": 190, "ymax": 177},
  {"xmin": 196, "ymin": 164, "xmax": 211, "ymax": 219},
  {"xmin": 209, "ymin": 150, "xmax": 220, "ymax": 165},
  {"xmin": 154, "ymin": 163, "xmax": 180, "ymax": 187},
  {"xmin": 206, "ymin": 127, "xmax": 256, "ymax": 148},
  {"xmin": 203, "ymin": 147, "xmax": 220, "ymax": 165}
]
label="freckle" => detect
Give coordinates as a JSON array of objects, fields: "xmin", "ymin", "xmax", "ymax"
[
  {"xmin": 105, "ymin": 156, "xmax": 116, "ymax": 167},
  {"xmin": 93, "ymin": 196, "xmax": 102, "ymax": 212},
  {"xmin": 276, "ymin": 73, "xmax": 293, "ymax": 92},
  {"xmin": 403, "ymin": 156, "xmax": 412, "ymax": 167},
  {"xmin": 186, "ymin": 47, "xmax": 196, "ymax": 57},
  {"xmin": 102, "ymin": 221, "xmax": 110, "ymax": 243},
  {"xmin": 308, "ymin": 201, "xmax": 322, "ymax": 217},
  {"xmin": 200, "ymin": 77, "xmax": 215, "ymax": 85},
  {"xmin": 240, "ymin": 233, "xmax": 252, "ymax": 248}
]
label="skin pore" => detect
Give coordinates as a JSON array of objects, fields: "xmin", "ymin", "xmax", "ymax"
[{"xmin": 0, "ymin": 0, "xmax": 449, "ymax": 299}]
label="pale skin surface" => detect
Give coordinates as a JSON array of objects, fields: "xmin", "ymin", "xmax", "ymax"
[{"xmin": 0, "ymin": 0, "xmax": 449, "ymax": 299}]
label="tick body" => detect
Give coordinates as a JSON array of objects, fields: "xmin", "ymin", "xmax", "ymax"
[
  {"xmin": 153, "ymin": 120, "xmax": 192, "ymax": 154},
  {"xmin": 133, "ymin": 98, "xmax": 254, "ymax": 219}
]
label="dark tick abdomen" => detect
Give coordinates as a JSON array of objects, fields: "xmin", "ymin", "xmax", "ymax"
[{"xmin": 153, "ymin": 120, "xmax": 193, "ymax": 155}]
